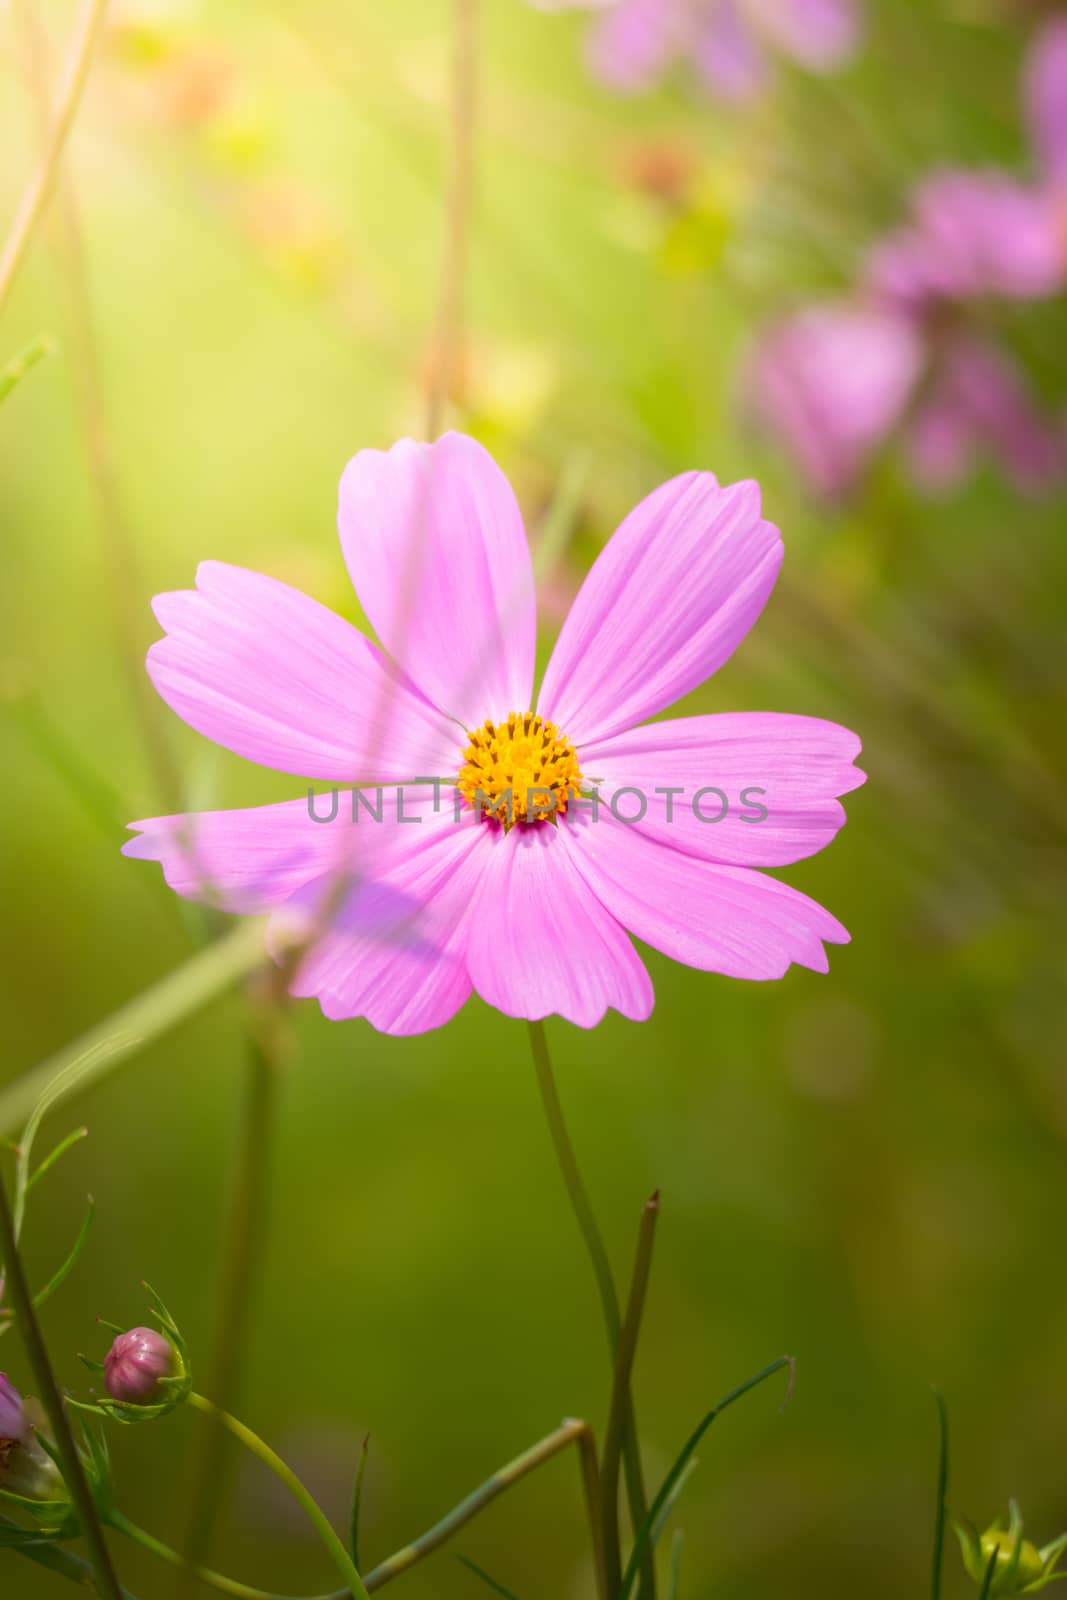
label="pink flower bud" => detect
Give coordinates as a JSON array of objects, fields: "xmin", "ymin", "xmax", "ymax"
[
  {"xmin": 1, "ymin": 1372, "xmax": 27, "ymax": 1450},
  {"xmin": 104, "ymin": 1327, "xmax": 178, "ymax": 1405}
]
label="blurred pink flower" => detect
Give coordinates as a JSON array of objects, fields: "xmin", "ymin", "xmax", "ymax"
[
  {"xmin": 535, "ymin": 0, "xmax": 860, "ymax": 100},
  {"xmin": 124, "ymin": 434, "xmax": 864, "ymax": 1033},
  {"xmin": 750, "ymin": 20, "xmax": 1067, "ymax": 498},
  {"xmin": 748, "ymin": 304, "xmax": 923, "ymax": 499}
]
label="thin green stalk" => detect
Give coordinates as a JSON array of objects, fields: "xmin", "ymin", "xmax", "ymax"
[
  {"xmin": 0, "ymin": 0, "xmax": 109, "ymax": 316},
  {"xmin": 619, "ymin": 1357, "xmax": 794, "ymax": 1600},
  {"xmin": 186, "ymin": 1392, "xmax": 370, "ymax": 1600},
  {"xmin": 0, "ymin": 333, "xmax": 55, "ymax": 405},
  {"xmin": 931, "ymin": 1389, "xmax": 949, "ymax": 1600},
  {"xmin": 0, "ymin": 920, "xmax": 268, "ymax": 1139},
  {"xmin": 665, "ymin": 1530, "xmax": 684, "ymax": 1600},
  {"xmin": 526, "ymin": 1019, "xmax": 654, "ymax": 1596},
  {"xmin": 111, "ymin": 1510, "xmax": 304, "ymax": 1600},
  {"xmin": 0, "ymin": 1168, "xmax": 123, "ymax": 1600},
  {"xmin": 601, "ymin": 1193, "xmax": 660, "ymax": 1597},
  {"xmin": 175, "ymin": 1025, "xmax": 280, "ymax": 1595},
  {"xmin": 359, "ymin": 1420, "xmax": 595, "ymax": 1591},
  {"xmin": 14, "ymin": 1538, "xmax": 141, "ymax": 1598},
  {"xmin": 979, "ymin": 1547, "xmax": 999, "ymax": 1600}
]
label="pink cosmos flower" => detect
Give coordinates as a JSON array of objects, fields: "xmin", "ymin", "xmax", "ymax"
[
  {"xmin": 533, "ymin": 0, "xmax": 860, "ymax": 101},
  {"xmin": 124, "ymin": 434, "xmax": 864, "ymax": 1035}
]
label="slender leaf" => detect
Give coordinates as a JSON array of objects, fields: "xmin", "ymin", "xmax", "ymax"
[
  {"xmin": 0, "ymin": 335, "xmax": 55, "ymax": 407},
  {"xmin": 665, "ymin": 1529, "xmax": 684, "ymax": 1600},
  {"xmin": 980, "ymin": 1546, "xmax": 999, "ymax": 1600},
  {"xmin": 456, "ymin": 1554, "xmax": 524, "ymax": 1599},
  {"xmin": 350, "ymin": 1434, "xmax": 370, "ymax": 1568},
  {"xmin": 651, "ymin": 1458, "xmax": 699, "ymax": 1548},
  {"xmin": 33, "ymin": 1198, "xmax": 95, "ymax": 1313},
  {"xmin": 619, "ymin": 1356, "xmax": 794, "ymax": 1600},
  {"xmin": 931, "ymin": 1388, "xmax": 949, "ymax": 1600},
  {"xmin": 26, "ymin": 1127, "xmax": 89, "ymax": 1197}
]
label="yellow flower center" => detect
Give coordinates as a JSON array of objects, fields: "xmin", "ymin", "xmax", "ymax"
[{"xmin": 457, "ymin": 711, "xmax": 583, "ymax": 830}]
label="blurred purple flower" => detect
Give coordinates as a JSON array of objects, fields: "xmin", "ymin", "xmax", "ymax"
[
  {"xmin": 748, "ymin": 303, "xmax": 922, "ymax": 499},
  {"xmin": 104, "ymin": 1327, "xmax": 178, "ymax": 1405},
  {"xmin": 749, "ymin": 19, "xmax": 1067, "ymax": 499},
  {"xmin": 536, "ymin": 0, "xmax": 861, "ymax": 100},
  {"xmin": 0, "ymin": 1373, "xmax": 27, "ymax": 1453}
]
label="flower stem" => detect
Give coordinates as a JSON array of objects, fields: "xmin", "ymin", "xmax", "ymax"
[
  {"xmin": 0, "ymin": 920, "xmax": 268, "ymax": 1139},
  {"xmin": 110, "ymin": 1509, "xmax": 301, "ymax": 1600},
  {"xmin": 0, "ymin": 1166, "xmax": 124, "ymax": 1600},
  {"xmin": 0, "ymin": 0, "xmax": 109, "ymax": 318},
  {"xmin": 174, "ymin": 1022, "xmax": 281, "ymax": 1594},
  {"xmin": 601, "ymin": 1193, "xmax": 660, "ymax": 1597},
  {"xmin": 186, "ymin": 1391, "xmax": 370, "ymax": 1600},
  {"xmin": 360, "ymin": 1419, "xmax": 602, "ymax": 1593},
  {"xmin": 526, "ymin": 1019, "xmax": 655, "ymax": 1598},
  {"xmin": 14, "ymin": 1538, "xmax": 141, "ymax": 1599}
]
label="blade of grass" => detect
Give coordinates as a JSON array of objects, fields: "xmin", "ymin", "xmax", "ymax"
[
  {"xmin": 601, "ymin": 1192, "xmax": 660, "ymax": 1596},
  {"xmin": 0, "ymin": 334, "xmax": 55, "ymax": 405},
  {"xmin": 665, "ymin": 1529, "xmax": 684, "ymax": 1600},
  {"xmin": 455, "ymin": 1556, "xmax": 522, "ymax": 1600},
  {"xmin": 980, "ymin": 1546, "xmax": 999, "ymax": 1600},
  {"xmin": 0, "ymin": 919, "xmax": 268, "ymax": 1140},
  {"xmin": 619, "ymin": 1357, "xmax": 795, "ymax": 1600},
  {"xmin": 32, "ymin": 1196, "xmax": 95, "ymax": 1313},
  {"xmin": 350, "ymin": 1435, "xmax": 370, "ymax": 1569},
  {"xmin": 931, "ymin": 1388, "xmax": 949, "ymax": 1600}
]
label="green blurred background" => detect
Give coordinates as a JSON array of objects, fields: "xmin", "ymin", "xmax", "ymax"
[{"xmin": 2, "ymin": 1, "xmax": 1066, "ymax": 1596}]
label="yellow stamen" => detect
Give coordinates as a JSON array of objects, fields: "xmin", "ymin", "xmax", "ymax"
[{"xmin": 457, "ymin": 711, "xmax": 583, "ymax": 830}]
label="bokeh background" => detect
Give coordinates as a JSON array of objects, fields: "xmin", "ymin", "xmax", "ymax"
[{"xmin": 2, "ymin": 1, "xmax": 1067, "ymax": 1596}]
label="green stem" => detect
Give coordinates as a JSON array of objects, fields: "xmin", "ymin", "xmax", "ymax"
[
  {"xmin": 601, "ymin": 1193, "xmax": 660, "ymax": 1597},
  {"xmin": 186, "ymin": 1392, "xmax": 370, "ymax": 1600},
  {"xmin": 14, "ymin": 1537, "xmax": 141, "ymax": 1598},
  {"xmin": 0, "ymin": 1168, "xmax": 123, "ymax": 1599},
  {"xmin": 360, "ymin": 1420, "xmax": 595, "ymax": 1591},
  {"xmin": 526, "ymin": 1019, "xmax": 654, "ymax": 1598},
  {"xmin": 111, "ymin": 1510, "xmax": 301, "ymax": 1600},
  {"xmin": 176, "ymin": 1024, "xmax": 279, "ymax": 1593},
  {"xmin": 0, "ymin": 920, "xmax": 267, "ymax": 1139},
  {"xmin": 0, "ymin": 0, "xmax": 108, "ymax": 317}
]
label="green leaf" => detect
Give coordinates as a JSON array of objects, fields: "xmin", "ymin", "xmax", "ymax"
[
  {"xmin": 349, "ymin": 1433, "xmax": 370, "ymax": 1568},
  {"xmin": 665, "ymin": 1528, "xmax": 684, "ymax": 1600},
  {"xmin": 651, "ymin": 1457, "xmax": 698, "ymax": 1548},
  {"xmin": 456, "ymin": 1554, "xmax": 524, "ymax": 1599},
  {"xmin": 0, "ymin": 335, "xmax": 55, "ymax": 409},
  {"xmin": 619, "ymin": 1356, "xmax": 794, "ymax": 1600},
  {"xmin": 32, "ymin": 1197, "xmax": 95, "ymax": 1313},
  {"xmin": 932, "ymin": 1388, "xmax": 949, "ymax": 1600},
  {"xmin": 980, "ymin": 1546, "xmax": 999, "ymax": 1600}
]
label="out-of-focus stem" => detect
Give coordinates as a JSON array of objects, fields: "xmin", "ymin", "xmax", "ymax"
[
  {"xmin": 425, "ymin": 0, "xmax": 478, "ymax": 437},
  {"xmin": 0, "ymin": 1167, "xmax": 124, "ymax": 1600},
  {"xmin": 12, "ymin": 0, "xmax": 182, "ymax": 813},
  {"xmin": 359, "ymin": 1420, "xmax": 602, "ymax": 1593},
  {"xmin": 0, "ymin": 0, "xmax": 108, "ymax": 317},
  {"xmin": 601, "ymin": 1193, "xmax": 660, "ymax": 1597},
  {"xmin": 526, "ymin": 1019, "xmax": 655, "ymax": 1597},
  {"xmin": 187, "ymin": 1392, "xmax": 370, "ymax": 1600},
  {"xmin": 175, "ymin": 1022, "xmax": 281, "ymax": 1596},
  {"xmin": 15, "ymin": 1539, "xmax": 142, "ymax": 1599}
]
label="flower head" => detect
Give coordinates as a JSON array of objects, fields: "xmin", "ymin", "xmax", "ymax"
[
  {"xmin": 124, "ymin": 433, "xmax": 864, "ymax": 1034},
  {"xmin": 0, "ymin": 1375, "xmax": 67, "ymax": 1509},
  {"xmin": 534, "ymin": 0, "xmax": 860, "ymax": 101},
  {"xmin": 104, "ymin": 1327, "xmax": 179, "ymax": 1405},
  {"xmin": 956, "ymin": 1503, "xmax": 1067, "ymax": 1596}
]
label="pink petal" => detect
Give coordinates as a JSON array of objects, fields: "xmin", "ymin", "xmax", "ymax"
[
  {"xmin": 148, "ymin": 562, "xmax": 462, "ymax": 780},
  {"xmin": 337, "ymin": 433, "xmax": 536, "ymax": 728},
  {"xmin": 465, "ymin": 824, "xmax": 654, "ymax": 1027},
  {"xmin": 694, "ymin": 0, "xmax": 768, "ymax": 102},
  {"xmin": 581, "ymin": 712, "xmax": 865, "ymax": 867},
  {"xmin": 748, "ymin": 0, "xmax": 860, "ymax": 71},
  {"xmin": 122, "ymin": 797, "xmax": 354, "ymax": 912},
  {"xmin": 538, "ymin": 474, "xmax": 783, "ymax": 746},
  {"xmin": 585, "ymin": 0, "xmax": 687, "ymax": 91},
  {"xmin": 271, "ymin": 797, "xmax": 490, "ymax": 1036},
  {"xmin": 749, "ymin": 304, "xmax": 923, "ymax": 500},
  {"xmin": 1025, "ymin": 17, "xmax": 1067, "ymax": 189},
  {"xmin": 561, "ymin": 808, "xmax": 850, "ymax": 979}
]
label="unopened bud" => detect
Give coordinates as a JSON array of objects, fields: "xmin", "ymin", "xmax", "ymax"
[
  {"xmin": 104, "ymin": 1327, "xmax": 178, "ymax": 1405},
  {"xmin": 957, "ymin": 1505, "xmax": 1067, "ymax": 1595}
]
